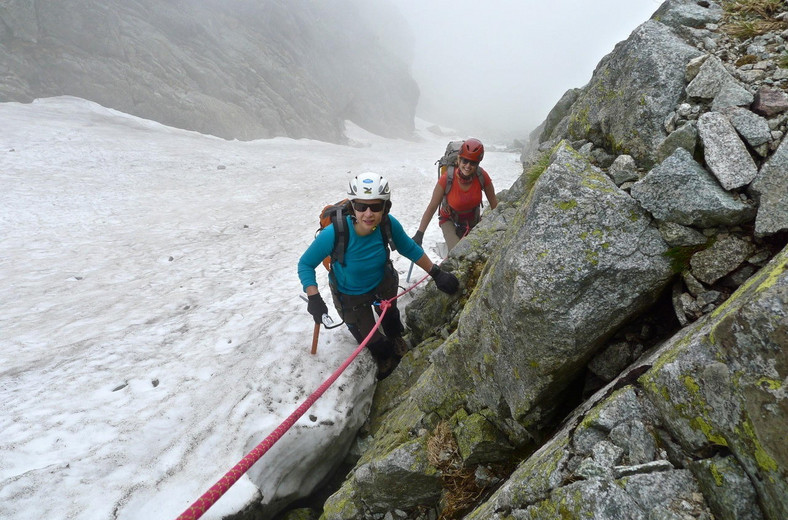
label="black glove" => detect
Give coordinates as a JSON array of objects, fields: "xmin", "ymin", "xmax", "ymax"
[
  {"xmin": 411, "ymin": 230, "xmax": 424, "ymax": 246},
  {"xmin": 307, "ymin": 293, "xmax": 328, "ymax": 324},
  {"xmin": 429, "ymin": 264, "xmax": 459, "ymax": 294}
]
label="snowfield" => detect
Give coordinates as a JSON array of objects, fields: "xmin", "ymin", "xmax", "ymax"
[{"xmin": 0, "ymin": 97, "xmax": 523, "ymax": 519}]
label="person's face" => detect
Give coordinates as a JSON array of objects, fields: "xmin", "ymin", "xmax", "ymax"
[
  {"xmin": 351, "ymin": 199, "xmax": 384, "ymax": 232},
  {"xmin": 459, "ymin": 156, "xmax": 478, "ymax": 177}
]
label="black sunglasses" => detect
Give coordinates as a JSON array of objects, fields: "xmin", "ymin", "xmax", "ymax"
[
  {"xmin": 460, "ymin": 157, "xmax": 479, "ymax": 166},
  {"xmin": 352, "ymin": 201, "xmax": 385, "ymax": 213}
]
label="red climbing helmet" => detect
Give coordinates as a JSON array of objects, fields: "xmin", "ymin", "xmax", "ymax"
[{"xmin": 459, "ymin": 138, "xmax": 484, "ymax": 163}]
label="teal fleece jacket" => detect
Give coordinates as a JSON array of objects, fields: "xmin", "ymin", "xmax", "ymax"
[{"xmin": 298, "ymin": 214, "xmax": 424, "ymax": 295}]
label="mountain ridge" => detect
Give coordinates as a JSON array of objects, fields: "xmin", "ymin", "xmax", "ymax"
[{"xmin": 0, "ymin": 0, "xmax": 418, "ymax": 142}]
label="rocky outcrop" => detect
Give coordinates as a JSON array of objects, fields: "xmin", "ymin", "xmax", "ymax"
[
  {"xmin": 308, "ymin": 1, "xmax": 788, "ymax": 519},
  {"xmin": 0, "ymin": 0, "xmax": 418, "ymax": 142},
  {"xmin": 630, "ymin": 147, "xmax": 755, "ymax": 228},
  {"xmin": 465, "ymin": 245, "xmax": 787, "ymax": 519},
  {"xmin": 750, "ymin": 135, "xmax": 788, "ymax": 238},
  {"xmin": 412, "ymin": 143, "xmax": 673, "ymax": 430},
  {"xmin": 538, "ymin": 20, "xmax": 704, "ymax": 168}
]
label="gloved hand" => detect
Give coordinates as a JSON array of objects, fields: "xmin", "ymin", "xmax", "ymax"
[
  {"xmin": 307, "ymin": 293, "xmax": 328, "ymax": 324},
  {"xmin": 411, "ymin": 230, "xmax": 424, "ymax": 246},
  {"xmin": 429, "ymin": 264, "xmax": 459, "ymax": 294}
]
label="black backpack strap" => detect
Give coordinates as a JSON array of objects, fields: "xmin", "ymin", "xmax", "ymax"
[
  {"xmin": 477, "ymin": 167, "xmax": 486, "ymax": 209},
  {"xmin": 333, "ymin": 203, "xmax": 395, "ymax": 267},
  {"xmin": 441, "ymin": 167, "xmax": 454, "ymax": 217},
  {"xmin": 380, "ymin": 215, "xmax": 396, "ymax": 259},
  {"xmin": 330, "ymin": 207, "xmax": 350, "ymax": 266},
  {"xmin": 445, "ymin": 167, "xmax": 455, "ymax": 193}
]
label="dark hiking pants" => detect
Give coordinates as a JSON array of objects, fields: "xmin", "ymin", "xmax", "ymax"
[{"xmin": 329, "ymin": 261, "xmax": 404, "ymax": 360}]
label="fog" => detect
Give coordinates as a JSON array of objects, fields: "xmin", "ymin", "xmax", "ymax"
[{"xmin": 389, "ymin": 0, "xmax": 663, "ymax": 141}]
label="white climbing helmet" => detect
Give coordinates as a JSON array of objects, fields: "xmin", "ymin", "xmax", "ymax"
[{"xmin": 348, "ymin": 172, "xmax": 391, "ymax": 201}]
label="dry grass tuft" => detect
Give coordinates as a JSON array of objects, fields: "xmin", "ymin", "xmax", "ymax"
[
  {"xmin": 721, "ymin": 0, "xmax": 788, "ymax": 38},
  {"xmin": 427, "ymin": 422, "xmax": 486, "ymax": 520},
  {"xmin": 724, "ymin": 0, "xmax": 785, "ymax": 18},
  {"xmin": 724, "ymin": 18, "xmax": 787, "ymax": 38}
]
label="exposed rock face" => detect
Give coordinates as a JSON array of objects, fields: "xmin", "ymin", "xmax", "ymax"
[
  {"xmin": 0, "ymin": 0, "xmax": 418, "ymax": 142},
  {"xmin": 698, "ymin": 111, "xmax": 758, "ymax": 189},
  {"xmin": 414, "ymin": 143, "xmax": 672, "ymax": 428},
  {"xmin": 539, "ymin": 20, "xmax": 703, "ymax": 168},
  {"xmin": 464, "ymin": 244, "xmax": 788, "ymax": 519},
  {"xmin": 750, "ymin": 136, "xmax": 788, "ymax": 238},
  {"xmin": 630, "ymin": 147, "xmax": 756, "ymax": 227},
  {"xmin": 309, "ymin": 1, "xmax": 788, "ymax": 519}
]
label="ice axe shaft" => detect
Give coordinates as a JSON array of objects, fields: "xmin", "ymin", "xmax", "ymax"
[
  {"xmin": 299, "ymin": 294, "xmax": 344, "ymax": 355},
  {"xmin": 311, "ymin": 322, "xmax": 320, "ymax": 355},
  {"xmin": 406, "ymin": 261, "xmax": 415, "ymax": 283}
]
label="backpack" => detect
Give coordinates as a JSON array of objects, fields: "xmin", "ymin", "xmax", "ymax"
[
  {"xmin": 316, "ymin": 199, "xmax": 396, "ymax": 271},
  {"xmin": 435, "ymin": 140, "xmax": 464, "ymax": 177}
]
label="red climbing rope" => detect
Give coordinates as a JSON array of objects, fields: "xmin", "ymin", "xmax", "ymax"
[
  {"xmin": 174, "ymin": 261, "xmax": 440, "ymax": 520},
  {"xmin": 399, "ymin": 271, "xmax": 430, "ymax": 299},
  {"xmin": 175, "ymin": 286, "xmax": 425, "ymax": 519}
]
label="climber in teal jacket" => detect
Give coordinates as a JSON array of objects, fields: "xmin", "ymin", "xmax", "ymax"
[
  {"xmin": 298, "ymin": 172, "xmax": 459, "ymax": 379},
  {"xmin": 298, "ymin": 210, "xmax": 422, "ymax": 295}
]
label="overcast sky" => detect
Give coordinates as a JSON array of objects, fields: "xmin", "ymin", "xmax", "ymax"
[{"xmin": 392, "ymin": 0, "xmax": 663, "ymax": 141}]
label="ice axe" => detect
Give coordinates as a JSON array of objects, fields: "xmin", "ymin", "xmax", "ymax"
[
  {"xmin": 406, "ymin": 261, "xmax": 415, "ymax": 283},
  {"xmin": 310, "ymin": 322, "xmax": 320, "ymax": 355},
  {"xmin": 300, "ymin": 296, "xmax": 344, "ymax": 354}
]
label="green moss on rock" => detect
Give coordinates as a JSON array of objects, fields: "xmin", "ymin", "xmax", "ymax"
[{"xmin": 556, "ymin": 200, "xmax": 578, "ymax": 210}]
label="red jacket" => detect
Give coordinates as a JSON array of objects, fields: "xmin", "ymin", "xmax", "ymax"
[{"xmin": 438, "ymin": 167, "xmax": 491, "ymax": 224}]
